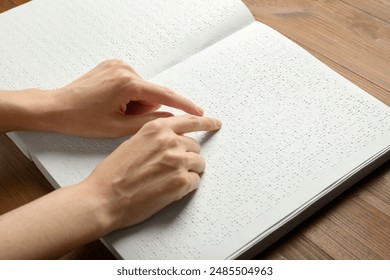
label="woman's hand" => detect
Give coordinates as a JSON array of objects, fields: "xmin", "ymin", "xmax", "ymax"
[
  {"xmin": 81, "ymin": 114, "xmax": 221, "ymax": 232},
  {"xmin": 0, "ymin": 59, "xmax": 204, "ymax": 137},
  {"xmin": 0, "ymin": 114, "xmax": 221, "ymax": 259},
  {"xmin": 48, "ymin": 59, "xmax": 204, "ymax": 137}
]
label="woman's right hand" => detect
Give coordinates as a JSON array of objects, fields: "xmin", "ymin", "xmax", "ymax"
[{"xmin": 81, "ymin": 114, "xmax": 222, "ymax": 233}]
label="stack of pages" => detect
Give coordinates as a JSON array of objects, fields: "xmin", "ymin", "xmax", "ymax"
[{"xmin": 0, "ymin": 0, "xmax": 389, "ymax": 259}]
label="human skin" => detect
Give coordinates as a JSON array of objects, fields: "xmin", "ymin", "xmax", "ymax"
[{"xmin": 0, "ymin": 60, "xmax": 222, "ymax": 259}]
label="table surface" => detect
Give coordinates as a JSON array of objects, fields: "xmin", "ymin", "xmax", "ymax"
[{"xmin": 0, "ymin": 0, "xmax": 389, "ymax": 259}]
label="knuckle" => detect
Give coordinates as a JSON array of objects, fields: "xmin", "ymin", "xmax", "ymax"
[
  {"xmin": 171, "ymin": 174, "xmax": 190, "ymax": 190},
  {"xmin": 143, "ymin": 118, "xmax": 164, "ymax": 132},
  {"xmin": 127, "ymin": 79, "xmax": 146, "ymax": 97},
  {"xmin": 104, "ymin": 59, "xmax": 131, "ymax": 71},
  {"xmin": 189, "ymin": 137, "xmax": 201, "ymax": 151},
  {"xmin": 164, "ymin": 88, "xmax": 175, "ymax": 96},
  {"xmin": 162, "ymin": 151, "xmax": 185, "ymax": 166},
  {"xmin": 186, "ymin": 115, "xmax": 200, "ymax": 129},
  {"xmin": 118, "ymin": 63, "xmax": 136, "ymax": 74},
  {"xmin": 105, "ymin": 58, "xmax": 123, "ymax": 67},
  {"xmin": 142, "ymin": 122, "xmax": 178, "ymax": 148},
  {"xmin": 143, "ymin": 119, "xmax": 175, "ymax": 135},
  {"xmin": 164, "ymin": 173, "xmax": 190, "ymax": 201},
  {"xmin": 156, "ymin": 135, "xmax": 174, "ymax": 148},
  {"xmin": 113, "ymin": 73, "xmax": 133, "ymax": 87},
  {"xmin": 105, "ymin": 60, "xmax": 138, "ymax": 86}
]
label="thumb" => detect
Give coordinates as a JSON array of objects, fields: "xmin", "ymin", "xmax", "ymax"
[{"xmin": 121, "ymin": 111, "xmax": 173, "ymax": 134}]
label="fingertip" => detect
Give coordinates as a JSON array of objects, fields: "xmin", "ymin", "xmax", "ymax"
[
  {"xmin": 208, "ymin": 117, "xmax": 222, "ymax": 130},
  {"xmin": 215, "ymin": 118, "xmax": 222, "ymax": 128},
  {"xmin": 196, "ymin": 106, "xmax": 204, "ymax": 116}
]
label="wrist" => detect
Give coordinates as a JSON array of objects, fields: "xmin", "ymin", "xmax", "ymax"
[
  {"xmin": 73, "ymin": 178, "xmax": 120, "ymax": 237},
  {"xmin": 0, "ymin": 88, "xmax": 62, "ymax": 132},
  {"xmin": 29, "ymin": 89, "xmax": 62, "ymax": 132}
]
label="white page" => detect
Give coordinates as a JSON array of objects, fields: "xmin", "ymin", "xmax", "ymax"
[
  {"xmin": 0, "ymin": 0, "xmax": 254, "ymax": 156},
  {"xmin": 28, "ymin": 22, "xmax": 390, "ymax": 259}
]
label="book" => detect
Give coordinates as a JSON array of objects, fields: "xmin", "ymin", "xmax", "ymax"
[{"xmin": 0, "ymin": 0, "xmax": 389, "ymax": 259}]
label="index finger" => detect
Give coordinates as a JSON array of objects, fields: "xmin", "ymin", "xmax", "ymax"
[
  {"xmin": 136, "ymin": 81, "xmax": 204, "ymax": 116},
  {"xmin": 164, "ymin": 115, "xmax": 222, "ymax": 135}
]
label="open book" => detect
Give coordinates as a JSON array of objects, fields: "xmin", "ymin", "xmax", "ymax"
[{"xmin": 1, "ymin": 0, "xmax": 389, "ymax": 259}]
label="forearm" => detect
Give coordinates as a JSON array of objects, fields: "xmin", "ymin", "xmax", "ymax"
[
  {"xmin": 0, "ymin": 182, "xmax": 112, "ymax": 259},
  {"xmin": 0, "ymin": 89, "xmax": 58, "ymax": 133}
]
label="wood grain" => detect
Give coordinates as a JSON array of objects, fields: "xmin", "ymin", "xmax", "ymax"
[
  {"xmin": 0, "ymin": 134, "xmax": 116, "ymax": 259},
  {"xmin": 243, "ymin": 0, "xmax": 390, "ymax": 101},
  {"xmin": 304, "ymin": 174, "xmax": 390, "ymax": 259},
  {"xmin": 0, "ymin": 0, "xmax": 28, "ymax": 13},
  {"xmin": 0, "ymin": 0, "xmax": 389, "ymax": 259},
  {"xmin": 341, "ymin": 0, "xmax": 390, "ymax": 24}
]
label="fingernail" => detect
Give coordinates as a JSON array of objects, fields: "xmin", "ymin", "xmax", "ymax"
[
  {"xmin": 216, "ymin": 119, "xmax": 222, "ymax": 127},
  {"xmin": 197, "ymin": 106, "xmax": 204, "ymax": 115}
]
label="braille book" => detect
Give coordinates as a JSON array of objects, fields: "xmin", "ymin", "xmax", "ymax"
[{"xmin": 1, "ymin": 0, "xmax": 389, "ymax": 259}]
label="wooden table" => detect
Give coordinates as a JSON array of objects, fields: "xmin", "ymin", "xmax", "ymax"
[{"xmin": 0, "ymin": 0, "xmax": 389, "ymax": 259}]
